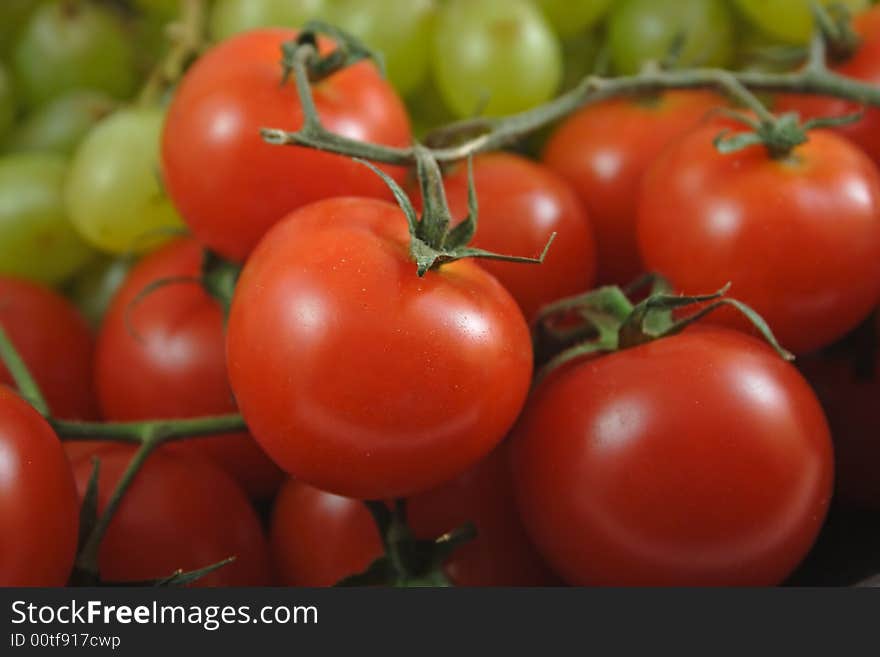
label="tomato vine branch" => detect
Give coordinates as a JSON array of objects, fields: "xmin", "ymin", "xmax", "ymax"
[{"xmin": 261, "ymin": 21, "xmax": 880, "ymax": 166}]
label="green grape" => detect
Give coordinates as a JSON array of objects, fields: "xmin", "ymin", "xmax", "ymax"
[
  {"xmin": 405, "ymin": 80, "xmax": 456, "ymax": 140},
  {"xmin": 326, "ymin": 0, "xmax": 435, "ymax": 96},
  {"xmin": 65, "ymin": 107, "xmax": 183, "ymax": 255},
  {"xmin": 0, "ymin": 0, "xmax": 44, "ymax": 56},
  {"xmin": 209, "ymin": 0, "xmax": 327, "ymax": 41},
  {"xmin": 4, "ymin": 91, "xmax": 116, "ymax": 155},
  {"xmin": 12, "ymin": 0, "xmax": 137, "ymax": 108},
  {"xmin": 65, "ymin": 255, "xmax": 134, "ymax": 327},
  {"xmin": 535, "ymin": 0, "xmax": 613, "ymax": 38},
  {"xmin": 432, "ymin": 0, "xmax": 562, "ymax": 118},
  {"xmin": 560, "ymin": 31, "xmax": 603, "ymax": 91},
  {"xmin": 0, "ymin": 63, "xmax": 15, "ymax": 140},
  {"xmin": 608, "ymin": 0, "xmax": 734, "ymax": 74},
  {"xmin": 734, "ymin": 0, "xmax": 869, "ymax": 45},
  {"xmin": 0, "ymin": 153, "xmax": 93, "ymax": 285}
]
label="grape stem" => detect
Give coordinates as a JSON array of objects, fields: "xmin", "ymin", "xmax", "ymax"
[
  {"xmin": 261, "ymin": 29, "xmax": 879, "ymax": 166},
  {"xmin": 137, "ymin": 0, "xmax": 206, "ymax": 107}
]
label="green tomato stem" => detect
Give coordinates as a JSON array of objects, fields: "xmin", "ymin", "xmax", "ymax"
[{"xmin": 0, "ymin": 326, "xmax": 49, "ymax": 416}]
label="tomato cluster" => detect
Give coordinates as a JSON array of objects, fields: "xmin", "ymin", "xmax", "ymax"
[{"xmin": 2, "ymin": 1, "xmax": 880, "ymax": 589}]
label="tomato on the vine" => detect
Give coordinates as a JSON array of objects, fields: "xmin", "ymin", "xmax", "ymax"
[
  {"xmin": 69, "ymin": 446, "xmax": 271, "ymax": 586},
  {"xmin": 734, "ymin": 0, "xmax": 869, "ymax": 46},
  {"xmin": 638, "ymin": 121, "xmax": 880, "ymax": 354},
  {"xmin": 0, "ymin": 276, "xmax": 97, "ymax": 419},
  {"xmin": 161, "ymin": 28, "xmax": 412, "ymax": 261},
  {"xmin": 227, "ymin": 197, "xmax": 532, "ymax": 499},
  {"xmin": 543, "ymin": 91, "xmax": 722, "ymax": 285},
  {"xmin": 95, "ymin": 239, "xmax": 283, "ymax": 499},
  {"xmin": 271, "ymin": 444, "xmax": 558, "ymax": 586},
  {"xmin": 512, "ymin": 329, "xmax": 834, "ymax": 586},
  {"xmin": 440, "ymin": 153, "xmax": 596, "ymax": 320},
  {"xmin": 0, "ymin": 386, "xmax": 79, "ymax": 586},
  {"xmin": 799, "ymin": 317, "xmax": 880, "ymax": 511},
  {"xmin": 776, "ymin": 6, "xmax": 880, "ymax": 165}
]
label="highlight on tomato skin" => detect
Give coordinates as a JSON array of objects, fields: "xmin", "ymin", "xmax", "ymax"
[
  {"xmin": 94, "ymin": 238, "xmax": 283, "ymax": 500},
  {"xmin": 512, "ymin": 329, "xmax": 834, "ymax": 587},
  {"xmin": 68, "ymin": 445, "xmax": 272, "ymax": 587},
  {"xmin": 0, "ymin": 386, "xmax": 79, "ymax": 587}
]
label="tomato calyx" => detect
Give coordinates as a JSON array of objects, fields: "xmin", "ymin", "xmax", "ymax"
[
  {"xmin": 360, "ymin": 148, "xmax": 556, "ymax": 276},
  {"xmin": 713, "ymin": 108, "xmax": 863, "ymax": 160},
  {"xmin": 335, "ymin": 500, "xmax": 476, "ymax": 587},
  {"xmin": 533, "ymin": 275, "xmax": 792, "ymax": 383},
  {"xmin": 281, "ymin": 20, "xmax": 386, "ymax": 85}
]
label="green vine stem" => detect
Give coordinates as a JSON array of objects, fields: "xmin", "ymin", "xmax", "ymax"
[
  {"xmin": 0, "ymin": 318, "xmax": 246, "ymax": 581},
  {"xmin": 0, "ymin": 326, "xmax": 49, "ymax": 417},
  {"xmin": 262, "ymin": 20, "xmax": 880, "ymax": 166}
]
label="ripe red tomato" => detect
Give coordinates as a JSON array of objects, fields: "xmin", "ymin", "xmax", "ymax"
[
  {"xmin": 161, "ymin": 28, "xmax": 412, "ymax": 261},
  {"xmin": 799, "ymin": 323, "xmax": 880, "ymax": 510},
  {"xmin": 69, "ymin": 445, "xmax": 271, "ymax": 586},
  {"xmin": 270, "ymin": 444, "xmax": 558, "ymax": 586},
  {"xmin": 406, "ymin": 443, "xmax": 559, "ymax": 587},
  {"xmin": 95, "ymin": 239, "xmax": 283, "ymax": 499},
  {"xmin": 542, "ymin": 91, "xmax": 721, "ymax": 285},
  {"xmin": 0, "ymin": 386, "xmax": 79, "ymax": 586},
  {"xmin": 512, "ymin": 329, "xmax": 833, "ymax": 586},
  {"xmin": 227, "ymin": 197, "xmax": 532, "ymax": 499},
  {"xmin": 0, "ymin": 277, "xmax": 97, "ymax": 419},
  {"xmin": 638, "ymin": 122, "xmax": 880, "ymax": 354},
  {"xmin": 776, "ymin": 7, "xmax": 880, "ymax": 165},
  {"xmin": 440, "ymin": 153, "xmax": 597, "ymax": 320}
]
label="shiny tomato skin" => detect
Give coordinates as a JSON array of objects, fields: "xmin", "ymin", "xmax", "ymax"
[
  {"xmin": 0, "ymin": 277, "xmax": 97, "ymax": 419},
  {"xmin": 270, "ymin": 444, "xmax": 558, "ymax": 586},
  {"xmin": 406, "ymin": 443, "xmax": 559, "ymax": 587},
  {"xmin": 95, "ymin": 239, "xmax": 283, "ymax": 499},
  {"xmin": 227, "ymin": 197, "xmax": 533, "ymax": 499},
  {"xmin": 161, "ymin": 28, "xmax": 412, "ymax": 261},
  {"xmin": 542, "ymin": 91, "xmax": 721, "ymax": 285},
  {"xmin": 638, "ymin": 124, "xmax": 880, "ymax": 355},
  {"xmin": 776, "ymin": 7, "xmax": 880, "ymax": 165},
  {"xmin": 70, "ymin": 445, "xmax": 271, "ymax": 586},
  {"xmin": 512, "ymin": 329, "xmax": 833, "ymax": 586},
  {"xmin": 441, "ymin": 153, "xmax": 597, "ymax": 320},
  {"xmin": 0, "ymin": 387, "xmax": 79, "ymax": 586}
]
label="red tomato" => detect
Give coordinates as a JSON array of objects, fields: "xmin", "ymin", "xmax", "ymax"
[
  {"xmin": 638, "ymin": 122, "xmax": 880, "ymax": 354},
  {"xmin": 776, "ymin": 7, "xmax": 880, "ymax": 165},
  {"xmin": 512, "ymin": 329, "xmax": 833, "ymax": 586},
  {"xmin": 161, "ymin": 28, "xmax": 412, "ymax": 261},
  {"xmin": 0, "ymin": 387, "xmax": 79, "ymax": 586},
  {"xmin": 270, "ymin": 445, "xmax": 557, "ymax": 586},
  {"xmin": 407, "ymin": 443, "xmax": 559, "ymax": 587},
  {"xmin": 440, "ymin": 153, "xmax": 597, "ymax": 320},
  {"xmin": 799, "ymin": 326, "xmax": 880, "ymax": 510},
  {"xmin": 69, "ymin": 445, "xmax": 271, "ymax": 586},
  {"xmin": 542, "ymin": 91, "xmax": 722, "ymax": 285},
  {"xmin": 0, "ymin": 277, "xmax": 97, "ymax": 419},
  {"xmin": 95, "ymin": 239, "xmax": 283, "ymax": 499},
  {"xmin": 227, "ymin": 197, "xmax": 532, "ymax": 499}
]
